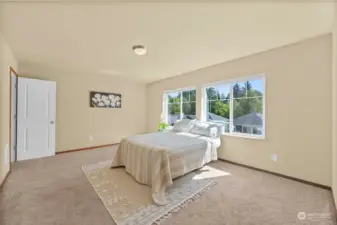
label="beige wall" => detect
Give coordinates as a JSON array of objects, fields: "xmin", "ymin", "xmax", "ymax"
[
  {"xmin": 332, "ymin": 3, "xmax": 337, "ymax": 206},
  {"xmin": 0, "ymin": 32, "xmax": 18, "ymax": 184},
  {"xmin": 20, "ymin": 65, "xmax": 147, "ymax": 152},
  {"xmin": 147, "ymin": 35, "xmax": 332, "ymax": 186}
]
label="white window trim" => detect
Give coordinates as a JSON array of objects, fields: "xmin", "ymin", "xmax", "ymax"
[
  {"xmin": 163, "ymin": 87, "xmax": 196, "ymax": 125},
  {"xmin": 202, "ymin": 74, "xmax": 266, "ymax": 140}
]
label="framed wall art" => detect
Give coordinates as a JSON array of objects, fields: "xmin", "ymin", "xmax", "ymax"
[{"xmin": 90, "ymin": 91, "xmax": 122, "ymax": 108}]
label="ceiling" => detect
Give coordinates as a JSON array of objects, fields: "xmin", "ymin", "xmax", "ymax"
[{"xmin": 0, "ymin": 2, "xmax": 334, "ymax": 83}]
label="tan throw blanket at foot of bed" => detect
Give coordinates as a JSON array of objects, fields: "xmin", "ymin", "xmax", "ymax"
[{"xmin": 111, "ymin": 132, "xmax": 218, "ymax": 205}]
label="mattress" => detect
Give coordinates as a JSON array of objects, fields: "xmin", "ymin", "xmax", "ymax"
[{"xmin": 111, "ymin": 132, "xmax": 219, "ymax": 205}]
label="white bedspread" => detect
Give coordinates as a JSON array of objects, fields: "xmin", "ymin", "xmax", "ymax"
[{"xmin": 111, "ymin": 132, "xmax": 219, "ymax": 205}]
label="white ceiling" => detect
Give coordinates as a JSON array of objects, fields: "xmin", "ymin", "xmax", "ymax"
[{"xmin": 0, "ymin": 2, "xmax": 334, "ymax": 83}]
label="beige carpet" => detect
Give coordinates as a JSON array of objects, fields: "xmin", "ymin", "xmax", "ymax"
[
  {"xmin": 0, "ymin": 145, "xmax": 336, "ymax": 225},
  {"xmin": 83, "ymin": 161, "xmax": 217, "ymax": 225}
]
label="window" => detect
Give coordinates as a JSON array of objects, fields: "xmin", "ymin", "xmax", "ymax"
[
  {"xmin": 165, "ymin": 89, "xmax": 196, "ymax": 126},
  {"xmin": 205, "ymin": 83, "xmax": 231, "ymax": 132},
  {"xmin": 203, "ymin": 76, "xmax": 265, "ymax": 138}
]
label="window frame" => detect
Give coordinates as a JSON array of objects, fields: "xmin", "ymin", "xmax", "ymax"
[
  {"xmin": 202, "ymin": 74, "xmax": 266, "ymax": 140},
  {"xmin": 163, "ymin": 87, "xmax": 196, "ymax": 126}
]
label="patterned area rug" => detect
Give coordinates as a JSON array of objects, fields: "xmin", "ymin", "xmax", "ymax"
[{"xmin": 82, "ymin": 160, "xmax": 217, "ymax": 225}]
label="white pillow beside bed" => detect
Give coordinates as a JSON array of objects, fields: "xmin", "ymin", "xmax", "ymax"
[
  {"xmin": 190, "ymin": 121, "xmax": 223, "ymax": 138},
  {"xmin": 172, "ymin": 119, "xmax": 224, "ymax": 138},
  {"xmin": 172, "ymin": 119, "xmax": 195, "ymax": 133}
]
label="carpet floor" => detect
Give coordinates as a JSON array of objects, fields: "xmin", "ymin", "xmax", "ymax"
[{"xmin": 0, "ymin": 145, "xmax": 336, "ymax": 225}]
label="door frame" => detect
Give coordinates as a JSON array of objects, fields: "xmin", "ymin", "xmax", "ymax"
[{"xmin": 9, "ymin": 67, "xmax": 18, "ymax": 168}]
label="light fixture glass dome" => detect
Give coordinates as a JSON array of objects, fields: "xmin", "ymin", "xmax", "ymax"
[{"xmin": 132, "ymin": 45, "xmax": 147, "ymax": 55}]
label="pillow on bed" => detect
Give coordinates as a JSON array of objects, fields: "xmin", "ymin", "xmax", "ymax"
[
  {"xmin": 207, "ymin": 122, "xmax": 225, "ymax": 137},
  {"xmin": 172, "ymin": 119, "xmax": 195, "ymax": 133},
  {"xmin": 190, "ymin": 121, "xmax": 223, "ymax": 138}
]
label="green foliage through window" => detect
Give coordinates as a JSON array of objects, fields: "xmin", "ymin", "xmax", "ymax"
[
  {"xmin": 205, "ymin": 77, "xmax": 264, "ymax": 136},
  {"xmin": 166, "ymin": 89, "xmax": 196, "ymax": 125}
]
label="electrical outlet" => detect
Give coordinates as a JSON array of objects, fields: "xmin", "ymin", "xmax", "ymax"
[
  {"xmin": 89, "ymin": 135, "xmax": 93, "ymax": 142},
  {"xmin": 270, "ymin": 154, "xmax": 278, "ymax": 162}
]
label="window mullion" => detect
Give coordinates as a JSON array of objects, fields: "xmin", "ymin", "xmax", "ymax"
[
  {"xmin": 164, "ymin": 94, "xmax": 168, "ymax": 123},
  {"xmin": 229, "ymin": 83, "xmax": 234, "ymax": 133},
  {"xmin": 202, "ymin": 88, "xmax": 206, "ymax": 121},
  {"xmin": 180, "ymin": 92, "xmax": 183, "ymax": 120}
]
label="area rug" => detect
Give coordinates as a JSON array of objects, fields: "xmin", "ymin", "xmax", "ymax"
[{"xmin": 82, "ymin": 160, "xmax": 217, "ymax": 225}]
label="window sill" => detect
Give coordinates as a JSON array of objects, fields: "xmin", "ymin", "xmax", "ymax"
[{"xmin": 222, "ymin": 133, "xmax": 266, "ymax": 140}]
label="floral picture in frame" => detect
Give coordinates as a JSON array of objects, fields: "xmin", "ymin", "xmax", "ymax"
[{"xmin": 90, "ymin": 91, "xmax": 122, "ymax": 108}]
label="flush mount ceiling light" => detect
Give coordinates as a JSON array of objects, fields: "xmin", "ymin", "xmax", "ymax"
[{"xmin": 132, "ymin": 45, "xmax": 147, "ymax": 56}]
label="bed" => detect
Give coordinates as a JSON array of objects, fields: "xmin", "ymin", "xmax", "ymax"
[{"xmin": 111, "ymin": 119, "xmax": 223, "ymax": 205}]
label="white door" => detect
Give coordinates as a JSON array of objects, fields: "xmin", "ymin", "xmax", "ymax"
[
  {"xmin": 17, "ymin": 78, "xmax": 56, "ymax": 161},
  {"xmin": 11, "ymin": 75, "xmax": 17, "ymax": 162}
]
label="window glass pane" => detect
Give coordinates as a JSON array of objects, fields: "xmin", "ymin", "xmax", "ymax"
[
  {"xmin": 182, "ymin": 91, "xmax": 190, "ymax": 102},
  {"xmin": 234, "ymin": 125, "xmax": 242, "ymax": 133},
  {"xmin": 167, "ymin": 103, "xmax": 181, "ymax": 126},
  {"xmin": 203, "ymin": 77, "xmax": 264, "ymax": 137},
  {"xmin": 190, "ymin": 90, "xmax": 196, "ymax": 101},
  {"xmin": 232, "ymin": 98, "xmax": 263, "ymax": 135},
  {"xmin": 166, "ymin": 89, "xmax": 195, "ymax": 125},
  {"xmin": 206, "ymin": 84, "xmax": 229, "ymax": 100},
  {"xmin": 233, "ymin": 82, "xmax": 247, "ymax": 98},
  {"xmin": 206, "ymin": 87, "xmax": 218, "ymax": 100},
  {"xmin": 183, "ymin": 102, "xmax": 196, "ymax": 119},
  {"xmin": 253, "ymin": 127, "xmax": 260, "ymax": 134},
  {"xmin": 247, "ymin": 79, "xmax": 263, "ymax": 97},
  {"xmin": 167, "ymin": 92, "xmax": 181, "ymax": 103},
  {"xmin": 206, "ymin": 100, "xmax": 230, "ymax": 133}
]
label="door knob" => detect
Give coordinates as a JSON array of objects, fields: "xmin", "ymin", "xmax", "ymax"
[{"xmin": 50, "ymin": 121, "xmax": 54, "ymax": 124}]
